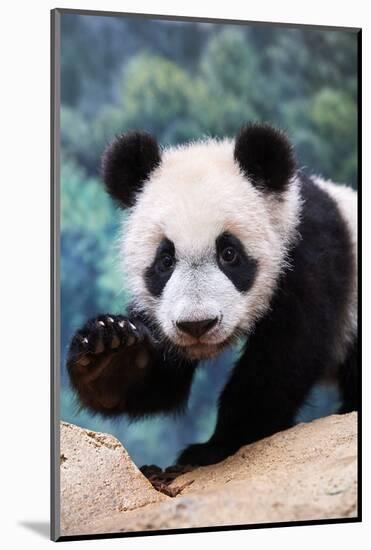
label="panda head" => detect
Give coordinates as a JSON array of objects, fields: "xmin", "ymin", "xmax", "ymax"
[{"xmin": 102, "ymin": 124, "xmax": 301, "ymax": 360}]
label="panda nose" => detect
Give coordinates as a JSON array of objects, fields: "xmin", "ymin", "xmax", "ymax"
[{"xmin": 176, "ymin": 318, "xmax": 218, "ymax": 338}]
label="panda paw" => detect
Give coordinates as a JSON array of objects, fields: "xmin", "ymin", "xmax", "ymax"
[
  {"xmin": 67, "ymin": 314, "xmax": 146, "ymax": 368},
  {"xmin": 176, "ymin": 441, "xmax": 231, "ymax": 467},
  {"xmin": 67, "ymin": 314, "xmax": 156, "ymax": 412}
]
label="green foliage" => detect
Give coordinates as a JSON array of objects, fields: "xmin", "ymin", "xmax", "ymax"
[
  {"xmin": 59, "ymin": 15, "xmax": 357, "ymax": 465},
  {"xmin": 60, "ymin": 155, "xmax": 130, "ymax": 376}
]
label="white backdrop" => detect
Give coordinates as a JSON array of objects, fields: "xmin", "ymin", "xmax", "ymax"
[{"xmin": 0, "ymin": 1, "xmax": 368, "ymax": 548}]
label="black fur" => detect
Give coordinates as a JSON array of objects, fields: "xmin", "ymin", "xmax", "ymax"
[
  {"xmin": 145, "ymin": 238, "xmax": 176, "ymax": 297},
  {"xmin": 338, "ymin": 339, "xmax": 358, "ymax": 414},
  {"xmin": 234, "ymin": 123, "xmax": 296, "ymax": 192},
  {"xmin": 216, "ymin": 231, "xmax": 258, "ymax": 293},
  {"xmin": 101, "ymin": 131, "xmax": 161, "ymax": 208}
]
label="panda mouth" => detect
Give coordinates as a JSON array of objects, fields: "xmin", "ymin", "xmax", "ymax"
[
  {"xmin": 178, "ymin": 337, "xmax": 233, "ymax": 360},
  {"xmin": 181, "ymin": 343, "xmax": 223, "ymax": 360}
]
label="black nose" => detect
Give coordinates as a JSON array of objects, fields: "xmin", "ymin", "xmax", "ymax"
[{"xmin": 176, "ymin": 318, "xmax": 218, "ymax": 338}]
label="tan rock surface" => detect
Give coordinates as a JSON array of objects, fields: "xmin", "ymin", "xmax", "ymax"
[
  {"xmin": 60, "ymin": 422, "xmax": 167, "ymax": 536},
  {"xmin": 60, "ymin": 413, "xmax": 358, "ymax": 536}
]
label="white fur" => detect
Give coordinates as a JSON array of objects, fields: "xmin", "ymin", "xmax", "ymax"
[{"xmin": 121, "ymin": 139, "xmax": 302, "ymax": 358}]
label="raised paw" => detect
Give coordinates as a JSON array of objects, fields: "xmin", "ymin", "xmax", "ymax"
[
  {"xmin": 67, "ymin": 314, "xmax": 147, "ymax": 370},
  {"xmin": 66, "ymin": 314, "xmax": 155, "ymax": 413}
]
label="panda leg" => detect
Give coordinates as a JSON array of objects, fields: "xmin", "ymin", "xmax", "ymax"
[
  {"xmin": 177, "ymin": 346, "xmax": 322, "ymax": 466},
  {"xmin": 337, "ymin": 338, "xmax": 358, "ymax": 414}
]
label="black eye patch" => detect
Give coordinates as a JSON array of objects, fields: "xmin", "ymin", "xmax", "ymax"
[
  {"xmin": 216, "ymin": 232, "xmax": 258, "ymax": 293},
  {"xmin": 145, "ymin": 238, "xmax": 176, "ymax": 297}
]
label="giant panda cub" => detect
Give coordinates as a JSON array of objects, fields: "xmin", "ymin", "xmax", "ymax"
[{"xmin": 67, "ymin": 123, "xmax": 358, "ymax": 466}]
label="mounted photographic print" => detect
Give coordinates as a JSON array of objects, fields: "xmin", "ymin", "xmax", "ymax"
[{"xmin": 51, "ymin": 8, "xmax": 361, "ymax": 541}]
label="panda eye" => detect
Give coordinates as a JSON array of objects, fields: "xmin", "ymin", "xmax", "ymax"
[
  {"xmin": 157, "ymin": 253, "xmax": 175, "ymax": 273},
  {"xmin": 219, "ymin": 246, "xmax": 239, "ymax": 266}
]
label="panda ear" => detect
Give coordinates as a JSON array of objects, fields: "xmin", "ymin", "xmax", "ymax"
[
  {"xmin": 234, "ymin": 123, "xmax": 296, "ymax": 192},
  {"xmin": 101, "ymin": 131, "xmax": 161, "ymax": 208}
]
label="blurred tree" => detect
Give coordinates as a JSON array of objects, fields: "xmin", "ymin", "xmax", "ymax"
[
  {"xmin": 60, "ymin": 155, "xmax": 129, "ymax": 372},
  {"xmin": 105, "ymin": 52, "xmax": 204, "ymax": 144},
  {"xmin": 196, "ymin": 28, "xmax": 261, "ymax": 135}
]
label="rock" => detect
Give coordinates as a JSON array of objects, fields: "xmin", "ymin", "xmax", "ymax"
[
  {"xmin": 59, "ymin": 422, "xmax": 167, "ymax": 536},
  {"xmin": 60, "ymin": 413, "xmax": 358, "ymax": 536}
]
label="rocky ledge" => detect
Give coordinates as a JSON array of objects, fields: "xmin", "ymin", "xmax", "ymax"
[{"xmin": 60, "ymin": 412, "xmax": 357, "ymax": 537}]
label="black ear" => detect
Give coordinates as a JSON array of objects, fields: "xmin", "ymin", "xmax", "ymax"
[
  {"xmin": 101, "ymin": 131, "xmax": 161, "ymax": 208},
  {"xmin": 234, "ymin": 123, "xmax": 296, "ymax": 192}
]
